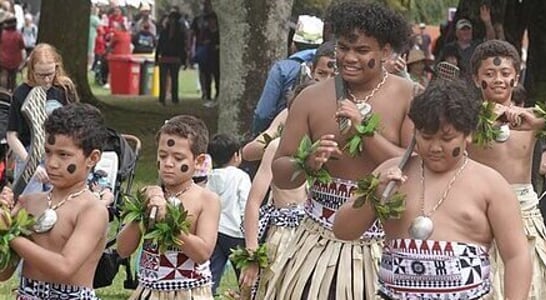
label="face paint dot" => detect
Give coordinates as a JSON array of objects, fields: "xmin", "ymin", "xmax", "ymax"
[
  {"xmin": 510, "ymin": 79, "xmax": 515, "ymax": 87},
  {"xmin": 367, "ymin": 59, "xmax": 376, "ymax": 69},
  {"xmin": 67, "ymin": 164, "xmax": 76, "ymax": 174},
  {"xmin": 481, "ymin": 81, "xmax": 488, "ymax": 90},
  {"xmin": 493, "ymin": 56, "xmax": 501, "ymax": 66},
  {"xmin": 181, "ymin": 164, "xmax": 189, "ymax": 173},
  {"xmin": 47, "ymin": 135, "xmax": 55, "ymax": 145},
  {"xmin": 157, "ymin": 161, "xmax": 160, "ymax": 170},
  {"xmin": 167, "ymin": 139, "xmax": 175, "ymax": 147},
  {"xmin": 452, "ymin": 147, "xmax": 461, "ymax": 158}
]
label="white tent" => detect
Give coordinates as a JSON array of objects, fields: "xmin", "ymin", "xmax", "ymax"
[{"xmin": 90, "ymin": 0, "xmax": 154, "ymax": 8}]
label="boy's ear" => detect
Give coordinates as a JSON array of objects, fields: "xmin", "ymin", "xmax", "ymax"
[
  {"xmin": 194, "ymin": 153, "xmax": 206, "ymax": 167},
  {"xmin": 87, "ymin": 149, "xmax": 102, "ymax": 169},
  {"xmin": 381, "ymin": 43, "xmax": 393, "ymax": 63}
]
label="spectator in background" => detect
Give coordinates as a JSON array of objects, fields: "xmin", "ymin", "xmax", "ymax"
[
  {"xmin": 155, "ymin": 10, "xmax": 187, "ymax": 105},
  {"xmin": 88, "ymin": 5, "xmax": 100, "ymax": 68},
  {"xmin": 207, "ymin": 133, "xmax": 251, "ymax": 297},
  {"xmin": 191, "ymin": 0, "xmax": 219, "ymax": 103},
  {"xmin": 134, "ymin": 3, "xmax": 156, "ymax": 36},
  {"xmin": 0, "ymin": 14, "xmax": 24, "ymax": 92},
  {"xmin": 416, "ymin": 22, "xmax": 431, "ymax": 58},
  {"xmin": 406, "ymin": 49, "xmax": 430, "ymax": 88},
  {"xmin": 439, "ymin": 5, "xmax": 495, "ymax": 80},
  {"xmin": 132, "ymin": 21, "xmax": 156, "ymax": 54},
  {"xmin": 110, "ymin": 21, "xmax": 131, "ymax": 55},
  {"xmin": 22, "ymin": 13, "xmax": 37, "ymax": 57}
]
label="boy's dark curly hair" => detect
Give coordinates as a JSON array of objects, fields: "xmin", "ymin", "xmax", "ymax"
[
  {"xmin": 157, "ymin": 115, "xmax": 209, "ymax": 156},
  {"xmin": 409, "ymin": 79, "xmax": 480, "ymax": 136},
  {"xmin": 325, "ymin": 0, "xmax": 411, "ymax": 52},
  {"xmin": 44, "ymin": 103, "xmax": 107, "ymax": 156},
  {"xmin": 208, "ymin": 133, "xmax": 241, "ymax": 168},
  {"xmin": 470, "ymin": 40, "xmax": 521, "ymax": 76}
]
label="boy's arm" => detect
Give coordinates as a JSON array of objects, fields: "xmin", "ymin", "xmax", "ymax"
[
  {"xmin": 487, "ymin": 172, "xmax": 531, "ymax": 299},
  {"xmin": 242, "ymin": 109, "xmax": 287, "ymax": 162},
  {"xmin": 178, "ymin": 191, "xmax": 220, "ymax": 264},
  {"xmin": 10, "ymin": 201, "xmax": 108, "ymax": 282},
  {"xmin": 333, "ymin": 158, "xmax": 400, "ymax": 240},
  {"xmin": 116, "ymin": 221, "xmax": 143, "ymax": 259}
]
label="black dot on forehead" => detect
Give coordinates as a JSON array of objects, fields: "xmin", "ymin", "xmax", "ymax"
[
  {"xmin": 67, "ymin": 164, "xmax": 76, "ymax": 174},
  {"xmin": 493, "ymin": 56, "xmax": 502, "ymax": 66},
  {"xmin": 181, "ymin": 164, "xmax": 189, "ymax": 173},
  {"xmin": 167, "ymin": 139, "xmax": 175, "ymax": 147},
  {"xmin": 47, "ymin": 135, "xmax": 56, "ymax": 145},
  {"xmin": 481, "ymin": 81, "xmax": 488, "ymax": 90},
  {"xmin": 367, "ymin": 59, "xmax": 376, "ymax": 69}
]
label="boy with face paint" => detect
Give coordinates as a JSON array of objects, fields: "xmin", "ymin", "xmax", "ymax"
[
  {"xmin": 334, "ymin": 79, "xmax": 531, "ymax": 299},
  {"xmin": 267, "ymin": 1, "xmax": 415, "ymax": 299},
  {"xmin": 117, "ymin": 115, "xmax": 220, "ymax": 300},
  {"xmin": 467, "ymin": 39, "xmax": 546, "ymax": 299},
  {"xmin": 0, "ymin": 103, "xmax": 109, "ymax": 299}
]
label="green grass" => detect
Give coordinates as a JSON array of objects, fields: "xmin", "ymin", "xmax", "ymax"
[{"xmin": 0, "ymin": 69, "xmax": 237, "ymax": 299}]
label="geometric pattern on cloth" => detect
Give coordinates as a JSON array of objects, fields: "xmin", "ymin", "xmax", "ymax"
[
  {"xmin": 138, "ymin": 242, "xmax": 212, "ymax": 291},
  {"xmin": 379, "ymin": 239, "xmax": 491, "ymax": 300},
  {"xmin": 17, "ymin": 276, "xmax": 99, "ymax": 299},
  {"xmin": 305, "ymin": 176, "xmax": 384, "ymax": 240}
]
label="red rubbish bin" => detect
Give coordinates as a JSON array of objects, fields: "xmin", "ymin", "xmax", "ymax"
[{"xmin": 108, "ymin": 55, "xmax": 142, "ymax": 95}]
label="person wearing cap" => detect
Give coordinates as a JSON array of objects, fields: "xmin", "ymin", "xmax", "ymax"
[
  {"xmin": 417, "ymin": 22, "xmax": 431, "ymax": 58},
  {"xmin": 406, "ymin": 49, "xmax": 431, "ymax": 88},
  {"xmin": 135, "ymin": 3, "xmax": 156, "ymax": 36},
  {"xmin": 251, "ymin": 15, "xmax": 323, "ymax": 136},
  {"xmin": 439, "ymin": 4, "xmax": 495, "ymax": 80}
]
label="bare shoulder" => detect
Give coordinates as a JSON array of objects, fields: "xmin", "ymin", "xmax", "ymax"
[
  {"xmin": 196, "ymin": 185, "xmax": 220, "ymax": 208},
  {"xmin": 79, "ymin": 192, "xmax": 109, "ymax": 218},
  {"xmin": 385, "ymin": 75, "xmax": 415, "ymax": 101},
  {"xmin": 375, "ymin": 156, "xmax": 405, "ymax": 174},
  {"xmin": 466, "ymin": 159, "xmax": 511, "ymax": 191}
]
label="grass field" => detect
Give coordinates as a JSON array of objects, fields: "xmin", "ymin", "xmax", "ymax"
[{"xmin": 0, "ymin": 69, "xmax": 238, "ymax": 299}]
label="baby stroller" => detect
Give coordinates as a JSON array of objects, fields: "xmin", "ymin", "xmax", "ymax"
[
  {"xmin": 92, "ymin": 128, "xmax": 141, "ymax": 289},
  {"xmin": 93, "ymin": 55, "xmax": 109, "ymax": 87}
]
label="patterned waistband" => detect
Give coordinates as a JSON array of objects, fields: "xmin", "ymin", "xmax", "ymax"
[
  {"xmin": 379, "ymin": 239, "xmax": 490, "ymax": 300},
  {"xmin": 139, "ymin": 276, "xmax": 212, "ymax": 292},
  {"xmin": 305, "ymin": 177, "xmax": 384, "ymax": 240},
  {"xmin": 18, "ymin": 277, "xmax": 98, "ymax": 300},
  {"xmin": 511, "ymin": 184, "xmax": 538, "ymax": 210},
  {"xmin": 270, "ymin": 204, "xmax": 305, "ymax": 228}
]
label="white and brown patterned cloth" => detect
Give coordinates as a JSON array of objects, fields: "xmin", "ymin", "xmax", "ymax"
[
  {"xmin": 379, "ymin": 239, "xmax": 491, "ymax": 300},
  {"xmin": 17, "ymin": 276, "xmax": 99, "ymax": 300}
]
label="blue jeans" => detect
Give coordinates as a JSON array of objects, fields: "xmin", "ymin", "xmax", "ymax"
[{"xmin": 210, "ymin": 232, "xmax": 245, "ymax": 295}]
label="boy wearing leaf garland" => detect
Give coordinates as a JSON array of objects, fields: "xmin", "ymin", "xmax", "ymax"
[
  {"xmin": 466, "ymin": 39, "xmax": 546, "ymax": 299},
  {"xmin": 267, "ymin": 2, "xmax": 415, "ymax": 299},
  {"xmin": 0, "ymin": 103, "xmax": 109, "ymax": 299},
  {"xmin": 334, "ymin": 79, "xmax": 532, "ymax": 299},
  {"xmin": 117, "ymin": 115, "xmax": 220, "ymax": 300}
]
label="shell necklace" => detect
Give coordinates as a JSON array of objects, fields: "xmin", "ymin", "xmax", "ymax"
[
  {"xmin": 164, "ymin": 180, "xmax": 194, "ymax": 208},
  {"xmin": 33, "ymin": 187, "xmax": 88, "ymax": 233},
  {"xmin": 347, "ymin": 69, "xmax": 389, "ymax": 104},
  {"xmin": 408, "ymin": 155, "xmax": 469, "ymax": 240}
]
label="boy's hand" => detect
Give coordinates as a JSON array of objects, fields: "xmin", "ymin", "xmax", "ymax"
[
  {"xmin": 336, "ymin": 99, "xmax": 365, "ymax": 135},
  {"xmin": 239, "ymin": 262, "xmax": 259, "ymax": 289},
  {"xmin": 379, "ymin": 167, "xmax": 408, "ymax": 185},
  {"xmin": 0, "ymin": 187, "xmax": 14, "ymax": 210},
  {"xmin": 506, "ymin": 107, "xmax": 542, "ymax": 131},
  {"xmin": 304, "ymin": 134, "xmax": 342, "ymax": 171},
  {"xmin": 34, "ymin": 165, "xmax": 49, "ymax": 184},
  {"xmin": 144, "ymin": 186, "xmax": 167, "ymax": 220}
]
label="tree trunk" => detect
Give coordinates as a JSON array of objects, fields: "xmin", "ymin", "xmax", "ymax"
[
  {"xmin": 37, "ymin": 0, "xmax": 98, "ymax": 105},
  {"xmin": 526, "ymin": 0, "xmax": 546, "ymax": 103},
  {"xmin": 212, "ymin": 0, "xmax": 294, "ymax": 137}
]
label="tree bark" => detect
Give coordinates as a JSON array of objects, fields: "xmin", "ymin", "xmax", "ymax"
[
  {"xmin": 525, "ymin": 0, "xmax": 546, "ymax": 102},
  {"xmin": 37, "ymin": 0, "xmax": 98, "ymax": 105},
  {"xmin": 212, "ymin": 0, "xmax": 294, "ymax": 136}
]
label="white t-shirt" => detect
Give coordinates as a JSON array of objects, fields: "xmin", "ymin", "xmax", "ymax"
[{"xmin": 207, "ymin": 166, "xmax": 251, "ymax": 238}]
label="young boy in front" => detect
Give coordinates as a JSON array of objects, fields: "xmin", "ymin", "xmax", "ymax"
[
  {"xmin": 0, "ymin": 103, "xmax": 109, "ymax": 299},
  {"xmin": 334, "ymin": 80, "xmax": 531, "ymax": 299},
  {"xmin": 117, "ymin": 115, "xmax": 220, "ymax": 300}
]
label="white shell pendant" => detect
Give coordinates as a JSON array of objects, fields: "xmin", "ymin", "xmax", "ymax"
[
  {"xmin": 495, "ymin": 124, "xmax": 510, "ymax": 142},
  {"xmin": 356, "ymin": 103, "xmax": 372, "ymax": 120},
  {"xmin": 167, "ymin": 196, "xmax": 181, "ymax": 207},
  {"xmin": 408, "ymin": 216, "xmax": 434, "ymax": 240},
  {"xmin": 33, "ymin": 208, "xmax": 58, "ymax": 233}
]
